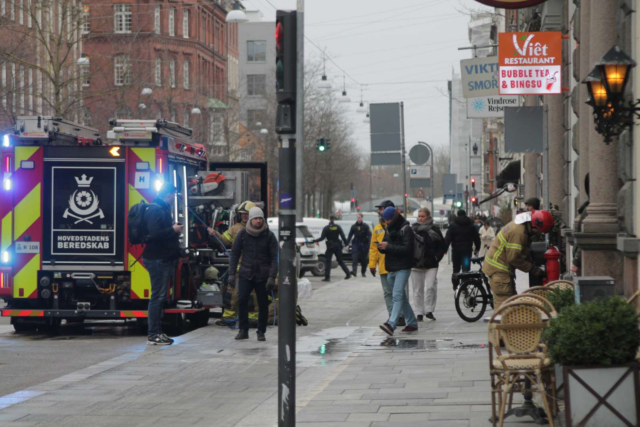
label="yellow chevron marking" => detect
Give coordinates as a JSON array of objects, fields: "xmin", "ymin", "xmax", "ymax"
[
  {"xmin": 128, "ymin": 253, "xmax": 151, "ymax": 301},
  {"xmin": 14, "ymin": 147, "xmax": 38, "ymax": 171},
  {"xmin": 14, "ymin": 184, "xmax": 40, "ymax": 240},
  {"xmin": 1, "ymin": 212, "xmax": 12, "ymax": 252},
  {"xmin": 14, "ymin": 254, "xmax": 39, "ymax": 298},
  {"xmin": 131, "ymin": 148, "xmax": 156, "ymax": 172}
]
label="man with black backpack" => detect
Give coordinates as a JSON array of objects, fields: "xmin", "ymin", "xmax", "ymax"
[
  {"xmin": 443, "ymin": 210, "xmax": 481, "ymax": 291},
  {"xmin": 410, "ymin": 208, "xmax": 444, "ymax": 321},
  {"xmin": 142, "ymin": 185, "xmax": 183, "ymax": 345}
]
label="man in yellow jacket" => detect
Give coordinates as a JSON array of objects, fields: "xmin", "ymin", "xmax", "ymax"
[
  {"xmin": 369, "ymin": 200, "xmax": 398, "ymax": 318},
  {"xmin": 482, "ymin": 210, "xmax": 553, "ymax": 308}
]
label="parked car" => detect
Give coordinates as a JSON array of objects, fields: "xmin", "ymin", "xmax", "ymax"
[{"xmin": 267, "ymin": 219, "xmax": 324, "ymax": 277}]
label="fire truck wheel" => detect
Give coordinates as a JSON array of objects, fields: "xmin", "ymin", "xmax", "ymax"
[
  {"xmin": 11, "ymin": 319, "xmax": 37, "ymax": 333},
  {"xmin": 135, "ymin": 318, "xmax": 149, "ymax": 335},
  {"xmin": 164, "ymin": 313, "xmax": 186, "ymax": 336},
  {"xmin": 38, "ymin": 318, "xmax": 61, "ymax": 334}
]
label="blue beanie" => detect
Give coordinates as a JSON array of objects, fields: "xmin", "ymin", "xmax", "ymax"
[{"xmin": 382, "ymin": 207, "xmax": 396, "ymax": 221}]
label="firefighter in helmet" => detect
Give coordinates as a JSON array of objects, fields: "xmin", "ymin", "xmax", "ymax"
[
  {"xmin": 208, "ymin": 200, "xmax": 256, "ymax": 248},
  {"xmin": 482, "ymin": 210, "xmax": 554, "ymax": 309}
]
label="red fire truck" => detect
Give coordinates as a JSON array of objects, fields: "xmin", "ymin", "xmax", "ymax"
[{"xmin": 0, "ymin": 116, "xmax": 266, "ymax": 334}]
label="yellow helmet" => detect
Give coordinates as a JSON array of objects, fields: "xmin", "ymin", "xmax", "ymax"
[{"xmin": 237, "ymin": 201, "xmax": 256, "ymax": 214}]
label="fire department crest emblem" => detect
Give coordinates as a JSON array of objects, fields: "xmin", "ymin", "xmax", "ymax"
[{"xmin": 63, "ymin": 174, "xmax": 105, "ymax": 224}]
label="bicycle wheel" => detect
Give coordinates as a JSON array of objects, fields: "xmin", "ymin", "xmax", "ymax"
[{"xmin": 455, "ymin": 279, "xmax": 488, "ymax": 322}]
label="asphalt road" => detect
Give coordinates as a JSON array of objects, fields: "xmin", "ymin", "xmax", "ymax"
[{"xmin": 0, "ymin": 274, "xmax": 334, "ymax": 396}]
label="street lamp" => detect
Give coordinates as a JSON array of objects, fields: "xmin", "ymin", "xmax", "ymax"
[
  {"xmin": 338, "ymin": 75, "xmax": 350, "ymax": 103},
  {"xmin": 141, "ymin": 88, "xmax": 153, "ymax": 96},
  {"xmin": 138, "ymin": 103, "xmax": 146, "ymax": 110},
  {"xmin": 363, "ymin": 113, "xmax": 370, "ymax": 123},
  {"xmin": 191, "ymin": 106, "xmax": 201, "ymax": 115},
  {"xmin": 260, "ymin": 128, "xmax": 268, "ymax": 135},
  {"xmin": 318, "ymin": 75, "xmax": 331, "ymax": 89},
  {"xmin": 226, "ymin": 1, "xmax": 248, "ymax": 23},
  {"xmin": 583, "ymin": 45, "xmax": 638, "ymax": 144}
]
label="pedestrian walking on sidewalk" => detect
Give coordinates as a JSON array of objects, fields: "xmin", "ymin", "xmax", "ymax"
[
  {"xmin": 314, "ymin": 215, "xmax": 351, "ymax": 282},
  {"xmin": 143, "ymin": 184, "xmax": 182, "ymax": 346},
  {"xmin": 228, "ymin": 207, "xmax": 278, "ymax": 342},
  {"xmin": 410, "ymin": 208, "xmax": 444, "ymax": 322},
  {"xmin": 347, "ymin": 213, "xmax": 372, "ymax": 277},
  {"xmin": 378, "ymin": 207, "xmax": 418, "ymax": 336},
  {"xmin": 478, "ymin": 220, "xmax": 495, "ymax": 257},
  {"xmin": 369, "ymin": 201, "xmax": 405, "ymax": 325},
  {"xmin": 443, "ymin": 210, "xmax": 481, "ymax": 291}
]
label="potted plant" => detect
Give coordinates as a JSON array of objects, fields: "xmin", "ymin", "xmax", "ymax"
[
  {"xmin": 545, "ymin": 287, "xmax": 576, "ymax": 396},
  {"xmin": 544, "ymin": 297, "xmax": 640, "ymax": 427}
]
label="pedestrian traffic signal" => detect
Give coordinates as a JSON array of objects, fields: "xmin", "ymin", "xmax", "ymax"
[
  {"xmin": 356, "ymin": 206, "xmax": 360, "ymax": 211},
  {"xmin": 470, "ymin": 177, "xmax": 476, "ymax": 189},
  {"xmin": 455, "ymin": 200, "xmax": 462, "ymax": 208},
  {"xmin": 404, "ymin": 193, "xmax": 408, "ymax": 198},
  {"xmin": 471, "ymin": 196, "xmax": 478, "ymax": 206},
  {"xmin": 275, "ymin": 10, "xmax": 297, "ymax": 134}
]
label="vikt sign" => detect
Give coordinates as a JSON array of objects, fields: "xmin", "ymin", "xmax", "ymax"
[
  {"xmin": 499, "ymin": 31, "xmax": 562, "ymax": 95},
  {"xmin": 460, "ymin": 57, "xmax": 500, "ymax": 98}
]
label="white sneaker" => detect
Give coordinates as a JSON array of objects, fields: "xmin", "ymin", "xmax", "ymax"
[{"xmin": 147, "ymin": 334, "xmax": 173, "ymax": 345}]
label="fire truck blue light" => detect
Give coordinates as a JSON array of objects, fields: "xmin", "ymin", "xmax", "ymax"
[
  {"xmin": 2, "ymin": 251, "xmax": 9, "ymax": 263},
  {"xmin": 2, "ymin": 135, "xmax": 10, "ymax": 147},
  {"xmin": 154, "ymin": 178, "xmax": 164, "ymax": 192},
  {"xmin": 3, "ymin": 179, "xmax": 11, "ymax": 191}
]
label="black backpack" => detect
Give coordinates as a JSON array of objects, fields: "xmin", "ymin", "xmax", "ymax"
[{"xmin": 128, "ymin": 200, "xmax": 153, "ymax": 245}]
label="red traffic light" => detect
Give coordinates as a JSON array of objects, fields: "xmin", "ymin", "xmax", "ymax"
[
  {"xmin": 356, "ymin": 206, "xmax": 360, "ymax": 211},
  {"xmin": 470, "ymin": 178, "xmax": 476, "ymax": 184},
  {"xmin": 351, "ymin": 198, "xmax": 355, "ymax": 203},
  {"xmin": 404, "ymin": 193, "xmax": 408, "ymax": 198},
  {"xmin": 471, "ymin": 196, "xmax": 478, "ymax": 204},
  {"xmin": 275, "ymin": 22, "xmax": 284, "ymax": 51}
]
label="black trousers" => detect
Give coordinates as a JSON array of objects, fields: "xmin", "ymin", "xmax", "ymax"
[
  {"xmin": 237, "ymin": 276, "xmax": 269, "ymax": 333},
  {"xmin": 351, "ymin": 242, "xmax": 368, "ymax": 275},
  {"xmin": 451, "ymin": 249, "xmax": 472, "ymax": 289},
  {"xmin": 325, "ymin": 245, "xmax": 350, "ymax": 279}
]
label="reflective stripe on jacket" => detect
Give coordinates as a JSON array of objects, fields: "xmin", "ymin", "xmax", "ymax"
[
  {"xmin": 369, "ymin": 222, "xmax": 387, "ymax": 275},
  {"xmin": 482, "ymin": 221, "xmax": 532, "ymax": 276}
]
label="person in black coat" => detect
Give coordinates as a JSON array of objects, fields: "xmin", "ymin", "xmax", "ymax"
[
  {"xmin": 228, "ymin": 207, "xmax": 278, "ymax": 342},
  {"xmin": 143, "ymin": 185, "xmax": 183, "ymax": 346},
  {"xmin": 377, "ymin": 207, "xmax": 418, "ymax": 336},
  {"xmin": 347, "ymin": 213, "xmax": 372, "ymax": 277},
  {"xmin": 314, "ymin": 216, "xmax": 351, "ymax": 282},
  {"xmin": 443, "ymin": 210, "xmax": 481, "ymax": 290}
]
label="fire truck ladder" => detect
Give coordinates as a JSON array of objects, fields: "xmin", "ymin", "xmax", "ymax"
[
  {"xmin": 107, "ymin": 119, "xmax": 192, "ymax": 141},
  {"xmin": 13, "ymin": 116, "xmax": 102, "ymax": 145}
]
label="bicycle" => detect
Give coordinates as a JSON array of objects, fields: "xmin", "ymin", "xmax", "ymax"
[{"xmin": 454, "ymin": 256, "xmax": 494, "ymax": 322}]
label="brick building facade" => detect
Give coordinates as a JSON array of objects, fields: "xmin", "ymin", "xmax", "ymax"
[{"xmin": 82, "ymin": 0, "xmax": 235, "ymax": 156}]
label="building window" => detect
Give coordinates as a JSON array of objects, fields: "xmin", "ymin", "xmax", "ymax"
[
  {"xmin": 18, "ymin": 0, "xmax": 22, "ymax": 25},
  {"xmin": 183, "ymin": 60, "xmax": 189, "ymax": 89},
  {"xmin": 28, "ymin": 68, "xmax": 32, "ymax": 112},
  {"xmin": 183, "ymin": 109, "xmax": 189, "ymax": 128},
  {"xmin": 1, "ymin": 63, "xmax": 5, "ymax": 108},
  {"xmin": 247, "ymin": 40, "xmax": 266, "ymax": 63},
  {"xmin": 1, "ymin": 0, "xmax": 5, "ymax": 18},
  {"xmin": 27, "ymin": 0, "xmax": 31, "ymax": 27},
  {"xmin": 154, "ymin": 5, "xmax": 160, "ymax": 34},
  {"xmin": 182, "ymin": 9, "xmax": 188, "ymax": 38},
  {"xmin": 169, "ymin": 58, "xmax": 175, "ymax": 88},
  {"xmin": 212, "ymin": 146, "xmax": 225, "ymax": 157},
  {"xmin": 11, "ymin": 63, "xmax": 15, "ymax": 109},
  {"xmin": 247, "ymin": 110, "xmax": 265, "ymax": 128},
  {"xmin": 114, "ymin": 4, "xmax": 132, "ymax": 33},
  {"xmin": 19, "ymin": 65, "xmax": 24, "ymax": 113},
  {"xmin": 10, "ymin": 0, "xmax": 14, "ymax": 20},
  {"xmin": 114, "ymin": 55, "xmax": 131, "ymax": 86},
  {"xmin": 209, "ymin": 115, "xmax": 223, "ymax": 145},
  {"xmin": 80, "ymin": 63, "xmax": 90, "ymax": 87},
  {"xmin": 170, "ymin": 109, "xmax": 175, "ymax": 122},
  {"xmin": 247, "ymin": 74, "xmax": 266, "ymax": 96},
  {"xmin": 168, "ymin": 7, "xmax": 175, "ymax": 36},
  {"xmin": 155, "ymin": 57, "xmax": 162, "ymax": 86},
  {"xmin": 82, "ymin": 4, "xmax": 90, "ymax": 33}
]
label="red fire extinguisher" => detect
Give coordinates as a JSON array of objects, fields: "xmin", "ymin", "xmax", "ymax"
[{"xmin": 544, "ymin": 244, "xmax": 562, "ymax": 284}]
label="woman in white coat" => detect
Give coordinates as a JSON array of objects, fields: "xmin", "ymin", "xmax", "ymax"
[{"xmin": 478, "ymin": 221, "xmax": 495, "ymax": 257}]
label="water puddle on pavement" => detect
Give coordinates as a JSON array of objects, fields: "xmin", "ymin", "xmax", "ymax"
[{"xmin": 361, "ymin": 338, "xmax": 486, "ymax": 351}]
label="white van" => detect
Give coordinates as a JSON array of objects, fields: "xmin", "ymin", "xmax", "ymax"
[{"xmin": 267, "ymin": 219, "xmax": 324, "ymax": 277}]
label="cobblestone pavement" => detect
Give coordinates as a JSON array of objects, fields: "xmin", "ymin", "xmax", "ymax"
[{"xmin": 0, "ymin": 262, "xmax": 561, "ymax": 426}]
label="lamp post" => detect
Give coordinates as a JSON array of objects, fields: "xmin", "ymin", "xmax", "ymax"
[{"xmin": 583, "ymin": 46, "xmax": 638, "ymax": 144}]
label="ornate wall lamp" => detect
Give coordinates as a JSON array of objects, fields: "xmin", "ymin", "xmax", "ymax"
[{"xmin": 583, "ymin": 46, "xmax": 638, "ymax": 144}]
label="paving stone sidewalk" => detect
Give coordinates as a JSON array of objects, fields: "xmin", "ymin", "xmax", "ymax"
[{"xmin": 0, "ymin": 262, "xmax": 562, "ymax": 427}]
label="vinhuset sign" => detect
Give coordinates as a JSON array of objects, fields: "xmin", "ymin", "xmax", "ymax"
[{"xmin": 499, "ymin": 31, "xmax": 562, "ymax": 95}]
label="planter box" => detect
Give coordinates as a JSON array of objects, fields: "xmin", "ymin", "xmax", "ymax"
[{"xmin": 564, "ymin": 363, "xmax": 640, "ymax": 427}]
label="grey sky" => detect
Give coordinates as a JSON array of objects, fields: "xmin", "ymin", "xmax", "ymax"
[{"xmin": 242, "ymin": 0, "xmax": 488, "ymax": 153}]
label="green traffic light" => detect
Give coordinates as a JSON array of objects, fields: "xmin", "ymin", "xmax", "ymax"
[{"xmin": 318, "ymin": 145, "xmax": 325, "ymax": 152}]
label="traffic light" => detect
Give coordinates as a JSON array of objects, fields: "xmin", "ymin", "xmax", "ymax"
[
  {"xmin": 316, "ymin": 138, "xmax": 326, "ymax": 152},
  {"xmin": 404, "ymin": 193, "xmax": 408, "ymax": 198},
  {"xmin": 470, "ymin": 177, "xmax": 476, "ymax": 189},
  {"xmin": 357, "ymin": 206, "xmax": 360, "ymax": 211},
  {"xmin": 351, "ymin": 198, "xmax": 355, "ymax": 211},
  {"xmin": 471, "ymin": 196, "xmax": 478, "ymax": 206},
  {"xmin": 275, "ymin": 11, "xmax": 297, "ymax": 134},
  {"xmin": 454, "ymin": 200, "xmax": 463, "ymax": 208}
]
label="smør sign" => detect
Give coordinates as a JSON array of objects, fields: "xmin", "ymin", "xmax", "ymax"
[{"xmin": 499, "ymin": 31, "xmax": 562, "ymax": 95}]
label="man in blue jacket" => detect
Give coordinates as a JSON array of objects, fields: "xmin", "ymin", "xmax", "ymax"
[{"xmin": 143, "ymin": 185, "xmax": 183, "ymax": 346}]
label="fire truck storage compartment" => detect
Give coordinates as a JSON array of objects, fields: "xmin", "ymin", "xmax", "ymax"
[{"xmin": 41, "ymin": 146, "xmax": 126, "ymax": 266}]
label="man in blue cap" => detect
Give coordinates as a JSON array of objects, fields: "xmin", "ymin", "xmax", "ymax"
[{"xmin": 377, "ymin": 207, "xmax": 418, "ymax": 336}]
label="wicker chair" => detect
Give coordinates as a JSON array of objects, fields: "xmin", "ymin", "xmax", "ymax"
[
  {"xmin": 523, "ymin": 286, "xmax": 552, "ymax": 299},
  {"xmin": 488, "ymin": 301, "xmax": 556, "ymax": 427},
  {"xmin": 502, "ymin": 294, "xmax": 557, "ymax": 317},
  {"xmin": 546, "ymin": 280, "xmax": 574, "ymax": 291}
]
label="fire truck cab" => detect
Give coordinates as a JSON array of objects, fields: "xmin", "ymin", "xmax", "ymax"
[{"xmin": 0, "ymin": 116, "xmax": 261, "ymax": 334}]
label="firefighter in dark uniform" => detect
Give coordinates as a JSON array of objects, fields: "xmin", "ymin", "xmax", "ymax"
[
  {"xmin": 347, "ymin": 213, "xmax": 372, "ymax": 277},
  {"xmin": 314, "ymin": 215, "xmax": 352, "ymax": 282}
]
